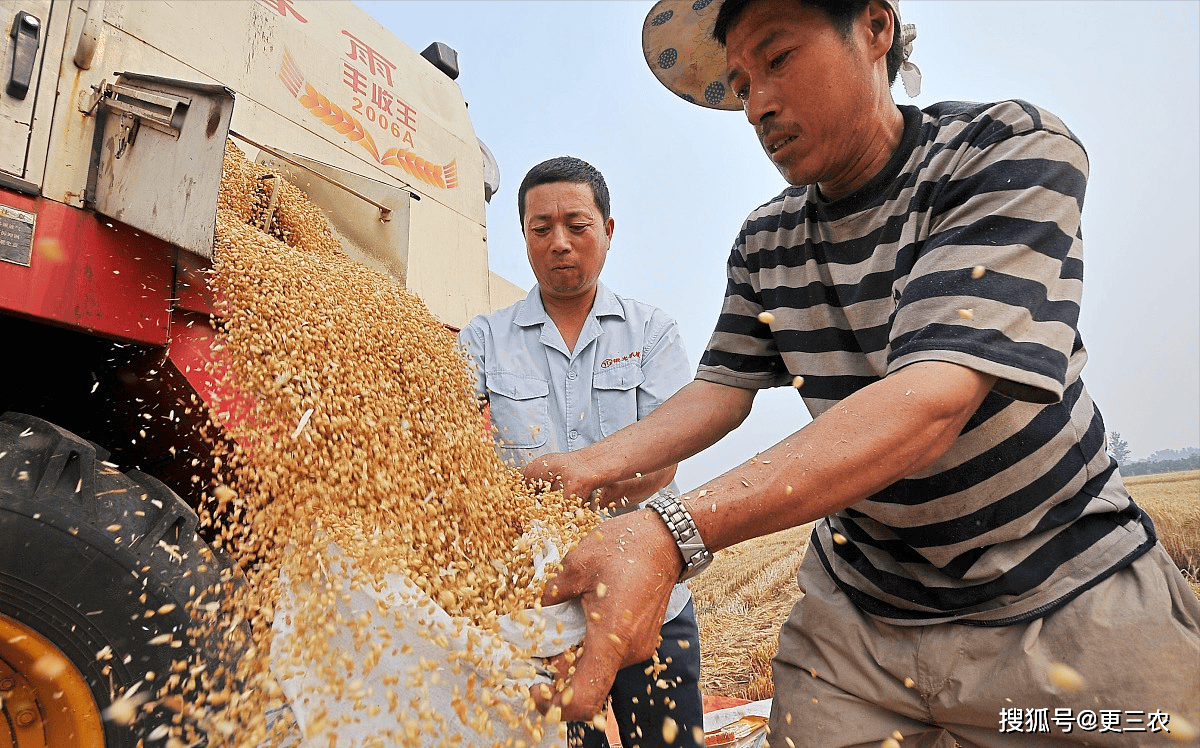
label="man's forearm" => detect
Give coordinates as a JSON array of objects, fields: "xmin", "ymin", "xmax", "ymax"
[
  {"xmin": 577, "ymin": 379, "xmax": 754, "ymax": 491},
  {"xmin": 686, "ymin": 361, "xmax": 996, "ymax": 553},
  {"xmin": 535, "ymin": 361, "xmax": 996, "ymax": 722}
]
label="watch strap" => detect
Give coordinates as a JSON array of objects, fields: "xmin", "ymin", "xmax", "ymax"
[{"xmin": 646, "ymin": 492, "xmax": 713, "ymax": 582}]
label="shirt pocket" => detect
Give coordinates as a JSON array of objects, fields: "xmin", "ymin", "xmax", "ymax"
[
  {"xmin": 593, "ymin": 364, "xmax": 645, "ymax": 437},
  {"xmin": 485, "ymin": 371, "xmax": 550, "ymax": 450}
]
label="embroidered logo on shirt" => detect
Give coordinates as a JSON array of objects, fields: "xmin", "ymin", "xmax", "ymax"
[{"xmin": 600, "ymin": 350, "xmax": 642, "ymax": 369}]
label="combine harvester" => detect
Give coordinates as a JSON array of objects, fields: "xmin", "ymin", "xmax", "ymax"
[{"xmin": 0, "ymin": 1, "xmax": 520, "ymax": 744}]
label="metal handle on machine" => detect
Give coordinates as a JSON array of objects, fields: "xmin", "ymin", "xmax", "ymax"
[
  {"xmin": 228, "ymin": 130, "xmax": 405, "ymax": 222},
  {"xmin": 6, "ymin": 11, "xmax": 41, "ymax": 99},
  {"xmin": 74, "ymin": 0, "xmax": 106, "ymax": 70}
]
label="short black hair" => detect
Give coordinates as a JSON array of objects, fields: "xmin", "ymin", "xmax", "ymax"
[
  {"xmin": 712, "ymin": 0, "xmax": 903, "ymax": 85},
  {"xmin": 517, "ymin": 156, "xmax": 611, "ymax": 228}
]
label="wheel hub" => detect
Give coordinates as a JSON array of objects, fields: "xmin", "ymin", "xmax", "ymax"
[{"xmin": 0, "ymin": 613, "xmax": 104, "ymax": 748}]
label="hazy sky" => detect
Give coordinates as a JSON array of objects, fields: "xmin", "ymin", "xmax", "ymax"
[{"xmin": 359, "ymin": 0, "xmax": 1200, "ymax": 492}]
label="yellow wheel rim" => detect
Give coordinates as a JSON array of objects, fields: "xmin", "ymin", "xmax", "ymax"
[{"xmin": 0, "ymin": 613, "xmax": 105, "ymax": 748}]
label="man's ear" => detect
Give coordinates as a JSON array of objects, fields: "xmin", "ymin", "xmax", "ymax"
[
  {"xmin": 862, "ymin": 0, "xmax": 895, "ymax": 64},
  {"xmin": 605, "ymin": 216, "xmax": 616, "ymax": 241}
]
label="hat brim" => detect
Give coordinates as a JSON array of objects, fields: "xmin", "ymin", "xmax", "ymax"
[{"xmin": 641, "ymin": 0, "xmax": 741, "ymax": 111}]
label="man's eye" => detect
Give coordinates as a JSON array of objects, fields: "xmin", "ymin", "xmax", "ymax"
[
  {"xmin": 570, "ymin": 225, "xmax": 588, "ymax": 232},
  {"xmin": 532, "ymin": 227, "xmax": 550, "ymax": 235},
  {"xmin": 769, "ymin": 50, "xmax": 789, "ymax": 70}
]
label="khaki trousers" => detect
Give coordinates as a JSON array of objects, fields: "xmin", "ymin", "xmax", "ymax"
[{"xmin": 767, "ymin": 544, "xmax": 1200, "ymax": 748}]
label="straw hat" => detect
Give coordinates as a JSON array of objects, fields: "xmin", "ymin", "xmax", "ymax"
[{"xmin": 641, "ymin": 0, "xmax": 921, "ymax": 111}]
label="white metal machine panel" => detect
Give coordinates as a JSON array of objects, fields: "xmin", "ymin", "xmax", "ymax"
[
  {"xmin": 0, "ymin": 0, "xmax": 59, "ymax": 181},
  {"xmin": 21, "ymin": 0, "xmax": 501, "ymax": 325}
]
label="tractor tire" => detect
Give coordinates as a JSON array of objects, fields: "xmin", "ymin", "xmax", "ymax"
[{"xmin": 0, "ymin": 412, "xmax": 237, "ymax": 748}]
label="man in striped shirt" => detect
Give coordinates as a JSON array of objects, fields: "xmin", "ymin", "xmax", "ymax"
[{"xmin": 525, "ymin": 0, "xmax": 1200, "ymax": 745}]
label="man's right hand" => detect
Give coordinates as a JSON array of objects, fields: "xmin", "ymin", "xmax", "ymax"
[{"xmin": 532, "ymin": 507, "xmax": 684, "ymax": 722}]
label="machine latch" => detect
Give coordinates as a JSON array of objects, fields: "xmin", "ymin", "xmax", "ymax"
[
  {"xmin": 100, "ymin": 81, "xmax": 192, "ymax": 145},
  {"xmin": 113, "ymin": 113, "xmax": 139, "ymax": 159}
]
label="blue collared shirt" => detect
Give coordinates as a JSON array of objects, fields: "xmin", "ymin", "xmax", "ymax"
[
  {"xmin": 459, "ymin": 282, "xmax": 695, "ymax": 617},
  {"xmin": 458, "ymin": 282, "xmax": 692, "ymax": 475}
]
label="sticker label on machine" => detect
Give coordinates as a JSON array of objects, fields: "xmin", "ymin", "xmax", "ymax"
[{"xmin": 0, "ymin": 205, "xmax": 36, "ymax": 267}]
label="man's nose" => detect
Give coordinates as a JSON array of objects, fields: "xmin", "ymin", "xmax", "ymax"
[
  {"xmin": 744, "ymin": 84, "xmax": 780, "ymax": 127},
  {"xmin": 548, "ymin": 225, "xmax": 571, "ymax": 251}
]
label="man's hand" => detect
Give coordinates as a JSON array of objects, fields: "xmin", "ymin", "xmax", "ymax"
[
  {"xmin": 523, "ymin": 454, "xmax": 677, "ymax": 511},
  {"xmin": 522, "ymin": 381, "xmax": 756, "ymax": 506},
  {"xmin": 531, "ymin": 509, "xmax": 683, "ymax": 722},
  {"xmin": 521, "ymin": 452, "xmax": 602, "ymax": 504},
  {"xmin": 525, "ymin": 362, "xmax": 996, "ymax": 718}
]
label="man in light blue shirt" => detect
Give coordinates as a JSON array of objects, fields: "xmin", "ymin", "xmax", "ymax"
[{"xmin": 458, "ymin": 156, "xmax": 703, "ymax": 748}]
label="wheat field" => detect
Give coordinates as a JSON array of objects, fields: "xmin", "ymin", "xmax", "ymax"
[{"xmin": 691, "ymin": 470, "xmax": 1200, "ymax": 699}]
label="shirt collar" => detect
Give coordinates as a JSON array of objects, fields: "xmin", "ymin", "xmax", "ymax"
[{"xmin": 513, "ymin": 281, "xmax": 626, "ymax": 327}]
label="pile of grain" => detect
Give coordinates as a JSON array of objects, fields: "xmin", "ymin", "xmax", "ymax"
[{"xmin": 161, "ymin": 144, "xmax": 601, "ymax": 747}]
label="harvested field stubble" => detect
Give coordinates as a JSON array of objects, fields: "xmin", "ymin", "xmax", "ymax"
[
  {"xmin": 689, "ymin": 524, "xmax": 811, "ymax": 700},
  {"xmin": 1125, "ymin": 469, "xmax": 1200, "ymax": 587},
  {"xmin": 693, "ymin": 471, "xmax": 1200, "ymax": 704},
  {"xmin": 161, "ymin": 144, "xmax": 603, "ymax": 747}
]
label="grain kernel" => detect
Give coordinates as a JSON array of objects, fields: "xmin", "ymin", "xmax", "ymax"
[
  {"xmin": 171, "ymin": 143, "xmax": 606, "ymax": 748},
  {"xmin": 1047, "ymin": 662, "xmax": 1085, "ymax": 691},
  {"xmin": 662, "ymin": 716, "xmax": 678, "ymax": 742}
]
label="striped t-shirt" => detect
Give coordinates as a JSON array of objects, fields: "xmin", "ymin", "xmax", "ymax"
[{"xmin": 697, "ymin": 100, "xmax": 1155, "ymax": 625}]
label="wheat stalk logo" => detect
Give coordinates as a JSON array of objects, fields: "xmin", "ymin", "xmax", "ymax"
[
  {"xmin": 297, "ymin": 82, "xmax": 381, "ymax": 162},
  {"xmin": 280, "ymin": 49, "xmax": 456, "ymax": 190}
]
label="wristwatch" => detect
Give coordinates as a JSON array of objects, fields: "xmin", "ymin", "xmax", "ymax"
[{"xmin": 646, "ymin": 492, "xmax": 713, "ymax": 582}]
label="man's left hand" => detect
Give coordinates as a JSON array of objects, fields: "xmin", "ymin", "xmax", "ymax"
[{"xmin": 521, "ymin": 451, "xmax": 602, "ymax": 503}]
